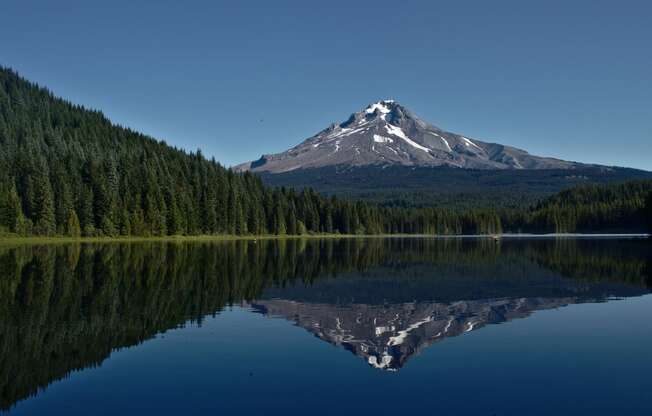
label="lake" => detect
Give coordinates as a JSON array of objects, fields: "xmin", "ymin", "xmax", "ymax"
[{"xmin": 1, "ymin": 237, "xmax": 651, "ymax": 415}]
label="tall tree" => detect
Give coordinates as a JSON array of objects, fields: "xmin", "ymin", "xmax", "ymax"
[
  {"xmin": 0, "ymin": 181, "xmax": 23, "ymax": 233},
  {"xmin": 645, "ymin": 192, "xmax": 652, "ymax": 233},
  {"xmin": 65, "ymin": 210, "xmax": 81, "ymax": 237}
]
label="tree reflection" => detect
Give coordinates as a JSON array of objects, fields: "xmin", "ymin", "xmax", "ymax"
[{"xmin": 0, "ymin": 238, "xmax": 650, "ymax": 409}]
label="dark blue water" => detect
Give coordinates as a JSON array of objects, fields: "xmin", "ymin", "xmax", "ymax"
[{"xmin": 2, "ymin": 238, "xmax": 651, "ymax": 415}]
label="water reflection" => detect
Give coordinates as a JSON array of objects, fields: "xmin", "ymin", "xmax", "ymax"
[
  {"xmin": 0, "ymin": 238, "xmax": 650, "ymax": 409},
  {"xmin": 253, "ymin": 297, "xmax": 582, "ymax": 370},
  {"xmin": 250, "ymin": 239, "xmax": 650, "ymax": 371}
]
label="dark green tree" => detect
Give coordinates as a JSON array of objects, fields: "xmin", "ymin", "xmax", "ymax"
[
  {"xmin": 0, "ymin": 181, "xmax": 23, "ymax": 233},
  {"xmin": 65, "ymin": 210, "xmax": 81, "ymax": 237},
  {"xmin": 645, "ymin": 192, "xmax": 652, "ymax": 233}
]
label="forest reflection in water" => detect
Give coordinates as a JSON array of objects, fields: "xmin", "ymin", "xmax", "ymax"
[{"xmin": 1, "ymin": 237, "xmax": 651, "ymax": 410}]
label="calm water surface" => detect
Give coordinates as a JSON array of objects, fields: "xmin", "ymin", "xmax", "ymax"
[{"xmin": 2, "ymin": 238, "xmax": 651, "ymax": 415}]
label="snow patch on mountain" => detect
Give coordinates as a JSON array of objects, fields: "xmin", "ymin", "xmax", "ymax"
[
  {"xmin": 325, "ymin": 126, "xmax": 368, "ymax": 140},
  {"xmin": 461, "ymin": 136, "xmax": 482, "ymax": 151},
  {"xmin": 385, "ymin": 124, "xmax": 430, "ymax": 153},
  {"xmin": 428, "ymin": 132, "xmax": 452, "ymax": 152},
  {"xmin": 373, "ymin": 134, "xmax": 393, "ymax": 143}
]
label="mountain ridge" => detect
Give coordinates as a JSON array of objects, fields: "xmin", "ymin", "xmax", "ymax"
[{"xmin": 237, "ymin": 100, "xmax": 591, "ymax": 173}]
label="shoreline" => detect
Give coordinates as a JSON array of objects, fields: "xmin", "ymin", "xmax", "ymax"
[{"xmin": 0, "ymin": 233, "xmax": 648, "ymax": 246}]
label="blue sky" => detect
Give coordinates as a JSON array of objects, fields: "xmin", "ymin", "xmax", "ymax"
[{"xmin": 2, "ymin": 0, "xmax": 651, "ymax": 170}]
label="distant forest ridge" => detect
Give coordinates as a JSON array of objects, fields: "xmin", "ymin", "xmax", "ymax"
[
  {"xmin": 259, "ymin": 164, "xmax": 652, "ymax": 209},
  {"xmin": 0, "ymin": 66, "xmax": 651, "ymax": 237}
]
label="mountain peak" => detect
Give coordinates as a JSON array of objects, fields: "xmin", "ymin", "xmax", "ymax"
[
  {"xmin": 337, "ymin": 99, "xmax": 425, "ymax": 132},
  {"xmin": 236, "ymin": 101, "xmax": 583, "ymax": 173},
  {"xmin": 364, "ymin": 100, "xmax": 394, "ymax": 114}
]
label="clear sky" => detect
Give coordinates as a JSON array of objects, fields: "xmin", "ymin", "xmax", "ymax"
[{"xmin": 2, "ymin": 0, "xmax": 651, "ymax": 170}]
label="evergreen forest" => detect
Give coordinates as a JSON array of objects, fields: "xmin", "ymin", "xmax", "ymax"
[{"xmin": 1, "ymin": 67, "xmax": 650, "ymax": 237}]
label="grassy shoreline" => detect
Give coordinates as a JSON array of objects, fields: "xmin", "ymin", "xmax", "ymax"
[
  {"xmin": 0, "ymin": 233, "xmax": 419, "ymax": 246},
  {"xmin": 0, "ymin": 232, "xmax": 648, "ymax": 246}
]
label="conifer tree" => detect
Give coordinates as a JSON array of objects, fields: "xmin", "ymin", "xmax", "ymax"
[
  {"xmin": 0, "ymin": 181, "xmax": 23, "ymax": 233},
  {"xmin": 33, "ymin": 173, "xmax": 56, "ymax": 235},
  {"xmin": 645, "ymin": 192, "xmax": 652, "ymax": 232},
  {"xmin": 78, "ymin": 186, "xmax": 95, "ymax": 236},
  {"xmin": 65, "ymin": 210, "xmax": 81, "ymax": 237}
]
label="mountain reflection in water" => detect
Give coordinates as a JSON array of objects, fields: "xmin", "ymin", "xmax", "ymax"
[
  {"xmin": 252, "ymin": 297, "xmax": 593, "ymax": 370},
  {"xmin": 1, "ymin": 237, "xmax": 650, "ymax": 410},
  {"xmin": 250, "ymin": 238, "xmax": 650, "ymax": 371}
]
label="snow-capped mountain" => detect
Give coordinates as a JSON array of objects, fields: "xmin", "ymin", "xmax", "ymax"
[{"xmin": 236, "ymin": 100, "xmax": 582, "ymax": 173}]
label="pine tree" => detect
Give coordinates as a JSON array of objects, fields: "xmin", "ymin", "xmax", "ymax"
[
  {"xmin": 79, "ymin": 185, "xmax": 96, "ymax": 236},
  {"xmin": 0, "ymin": 181, "xmax": 23, "ymax": 232},
  {"xmin": 65, "ymin": 210, "xmax": 81, "ymax": 237},
  {"xmin": 33, "ymin": 172, "xmax": 56, "ymax": 235},
  {"xmin": 119, "ymin": 208, "xmax": 131, "ymax": 236},
  {"xmin": 166, "ymin": 190, "xmax": 183, "ymax": 235},
  {"xmin": 272, "ymin": 193, "xmax": 286, "ymax": 235},
  {"xmin": 645, "ymin": 192, "xmax": 652, "ymax": 232},
  {"xmin": 100, "ymin": 217, "xmax": 117, "ymax": 237}
]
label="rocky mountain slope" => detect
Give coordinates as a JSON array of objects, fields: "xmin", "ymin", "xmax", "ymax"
[{"xmin": 237, "ymin": 100, "xmax": 585, "ymax": 173}]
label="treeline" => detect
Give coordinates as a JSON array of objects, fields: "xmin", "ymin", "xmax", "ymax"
[
  {"xmin": 503, "ymin": 180, "xmax": 652, "ymax": 233},
  {"xmin": 0, "ymin": 67, "xmax": 502, "ymax": 237},
  {"xmin": 0, "ymin": 67, "xmax": 374, "ymax": 236},
  {"xmin": 0, "ymin": 66, "xmax": 649, "ymax": 237}
]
